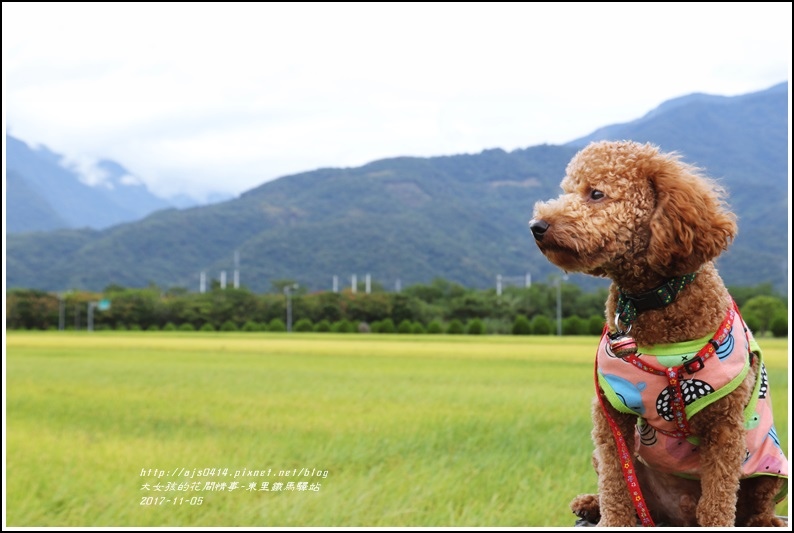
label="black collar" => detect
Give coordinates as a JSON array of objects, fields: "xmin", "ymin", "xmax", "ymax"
[{"xmin": 616, "ymin": 273, "xmax": 697, "ymax": 326}]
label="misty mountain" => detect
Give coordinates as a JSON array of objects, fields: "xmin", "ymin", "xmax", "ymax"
[
  {"xmin": 6, "ymin": 135, "xmax": 176, "ymax": 232},
  {"xmin": 6, "ymin": 82, "xmax": 789, "ymax": 294}
]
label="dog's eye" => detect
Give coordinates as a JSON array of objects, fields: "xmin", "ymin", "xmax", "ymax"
[{"xmin": 589, "ymin": 189, "xmax": 606, "ymax": 201}]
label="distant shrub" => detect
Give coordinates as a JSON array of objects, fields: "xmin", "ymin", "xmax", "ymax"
[
  {"xmin": 588, "ymin": 315, "xmax": 606, "ymax": 335},
  {"xmin": 314, "ymin": 319, "xmax": 331, "ymax": 332},
  {"xmin": 466, "ymin": 318, "xmax": 484, "ymax": 335},
  {"xmin": 770, "ymin": 311, "xmax": 787, "ymax": 338},
  {"xmin": 179, "ymin": 323, "xmax": 196, "ymax": 331},
  {"xmin": 129, "ymin": 324, "xmax": 142, "ymax": 331},
  {"xmin": 378, "ymin": 318, "xmax": 395, "ymax": 333},
  {"xmin": 268, "ymin": 318, "xmax": 286, "ymax": 332},
  {"xmin": 483, "ymin": 318, "xmax": 511, "ymax": 335},
  {"xmin": 411, "ymin": 322, "xmax": 426, "ymax": 334},
  {"xmin": 200, "ymin": 323, "xmax": 215, "ymax": 332},
  {"xmin": 242, "ymin": 320, "xmax": 262, "ymax": 332},
  {"xmin": 742, "ymin": 312, "xmax": 761, "ymax": 334},
  {"xmin": 427, "ymin": 320, "xmax": 443, "ymax": 334},
  {"xmin": 162, "ymin": 322, "xmax": 177, "ymax": 331},
  {"xmin": 512, "ymin": 316, "xmax": 531, "ymax": 335},
  {"xmin": 332, "ymin": 319, "xmax": 353, "ymax": 333},
  {"xmin": 446, "ymin": 319, "xmax": 464, "ymax": 334},
  {"xmin": 147, "ymin": 324, "xmax": 160, "ymax": 332},
  {"xmin": 220, "ymin": 320, "xmax": 238, "ymax": 332},
  {"xmin": 531, "ymin": 315, "xmax": 553, "ymax": 335},
  {"xmin": 562, "ymin": 316, "xmax": 587, "ymax": 335},
  {"xmin": 397, "ymin": 319, "xmax": 413, "ymax": 334},
  {"xmin": 294, "ymin": 318, "xmax": 314, "ymax": 332}
]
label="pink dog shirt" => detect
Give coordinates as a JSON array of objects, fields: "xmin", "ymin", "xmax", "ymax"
[{"xmin": 596, "ymin": 304, "xmax": 788, "ymax": 499}]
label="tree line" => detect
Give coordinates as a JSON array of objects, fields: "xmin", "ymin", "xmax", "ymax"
[{"xmin": 5, "ymin": 279, "xmax": 788, "ymax": 337}]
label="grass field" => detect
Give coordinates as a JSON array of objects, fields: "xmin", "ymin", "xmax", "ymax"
[{"xmin": 5, "ymin": 331, "xmax": 790, "ymax": 527}]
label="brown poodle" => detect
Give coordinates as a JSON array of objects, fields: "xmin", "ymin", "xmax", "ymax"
[{"xmin": 528, "ymin": 141, "xmax": 788, "ymax": 527}]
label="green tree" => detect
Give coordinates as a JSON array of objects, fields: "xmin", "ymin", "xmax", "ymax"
[
  {"xmin": 242, "ymin": 320, "xmax": 262, "ymax": 332},
  {"xmin": 588, "ymin": 315, "xmax": 606, "ymax": 335},
  {"xmin": 466, "ymin": 318, "xmax": 485, "ymax": 335},
  {"xmin": 221, "ymin": 320, "xmax": 238, "ymax": 331},
  {"xmin": 378, "ymin": 318, "xmax": 396, "ymax": 333},
  {"xmin": 268, "ymin": 318, "xmax": 287, "ymax": 332},
  {"xmin": 742, "ymin": 296, "xmax": 786, "ymax": 335},
  {"xmin": 531, "ymin": 315, "xmax": 553, "ymax": 335},
  {"xmin": 332, "ymin": 319, "xmax": 353, "ymax": 333},
  {"xmin": 728, "ymin": 283, "xmax": 779, "ymax": 308},
  {"xmin": 446, "ymin": 319, "xmax": 464, "ymax": 334},
  {"xmin": 403, "ymin": 278, "xmax": 466, "ymax": 304},
  {"xmin": 390, "ymin": 294, "xmax": 416, "ymax": 325},
  {"xmin": 314, "ymin": 319, "xmax": 332, "ymax": 332},
  {"xmin": 343, "ymin": 292, "xmax": 391, "ymax": 323},
  {"xmin": 512, "ymin": 315, "xmax": 531, "ymax": 335},
  {"xmin": 6, "ymin": 289, "xmax": 59, "ymax": 329},
  {"xmin": 312, "ymin": 292, "xmax": 343, "ymax": 323},
  {"xmin": 448, "ymin": 292, "xmax": 492, "ymax": 321},
  {"xmin": 426, "ymin": 320, "xmax": 443, "ymax": 334},
  {"xmin": 397, "ymin": 319, "xmax": 413, "ymax": 334},
  {"xmin": 562, "ymin": 315, "xmax": 587, "ymax": 335},
  {"xmin": 770, "ymin": 311, "xmax": 787, "ymax": 338},
  {"xmin": 294, "ymin": 318, "xmax": 314, "ymax": 332},
  {"xmin": 742, "ymin": 313, "xmax": 762, "ymax": 335}
]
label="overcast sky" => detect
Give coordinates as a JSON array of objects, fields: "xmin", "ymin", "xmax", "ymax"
[{"xmin": 3, "ymin": 2, "xmax": 791, "ymax": 201}]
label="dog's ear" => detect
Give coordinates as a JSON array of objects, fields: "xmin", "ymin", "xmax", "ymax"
[{"xmin": 647, "ymin": 160, "xmax": 737, "ymax": 276}]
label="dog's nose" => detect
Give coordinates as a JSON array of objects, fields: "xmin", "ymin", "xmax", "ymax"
[{"xmin": 529, "ymin": 219, "xmax": 549, "ymax": 241}]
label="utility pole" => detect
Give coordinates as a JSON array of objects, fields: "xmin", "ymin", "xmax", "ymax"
[
  {"xmin": 234, "ymin": 251, "xmax": 240, "ymax": 289},
  {"xmin": 58, "ymin": 294, "xmax": 65, "ymax": 331},
  {"xmin": 555, "ymin": 274, "xmax": 568, "ymax": 336},
  {"xmin": 556, "ymin": 278, "xmax": 562, "ymax": 336},
  {"xmin": 284, "ymin": 284, "xmax": 298, "ymax": 332},
  {"xmin": 88, "ymin": 302, "xmax": 97, "ymax": 332}
]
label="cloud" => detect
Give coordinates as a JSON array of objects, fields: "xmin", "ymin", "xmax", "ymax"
[
  {"xmin": 119, "ymin": 174, "xmax": 142, "ymax": 187},
  {"xmin": 60, "ymin": 154, "xmax": 109, "ymax": 187},
  {"xmin": 4, "ymin": 2, "xmax": 791, "ymax": 202}
]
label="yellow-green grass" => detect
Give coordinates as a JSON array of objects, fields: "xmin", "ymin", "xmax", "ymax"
[{"xmin": 5, "ymin": 332, "xmax": 789, "ymax": 527}]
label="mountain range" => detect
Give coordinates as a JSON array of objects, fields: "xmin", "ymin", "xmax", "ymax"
[
  {"xmin": 5, "ymin": 82, "xmax": 789, "ymax": 294},
  {"xmin": 6, "ymin": 135, "xmax": 176, "ymax": 232}
]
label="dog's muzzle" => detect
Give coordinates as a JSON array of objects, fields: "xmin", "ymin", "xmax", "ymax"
[{"xmin": 529, "ymin": 219, "xmax": 549, "ymax": 241}]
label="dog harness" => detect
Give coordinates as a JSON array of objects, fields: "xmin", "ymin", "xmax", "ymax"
[{"xmin": 596, "ymin": 302, "xmax": 788, "ymax": 491}]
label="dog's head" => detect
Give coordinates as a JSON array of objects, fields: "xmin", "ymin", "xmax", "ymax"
[{"xmin": 529, "ymin": 141, "xmax": 737, "ymax": 280}]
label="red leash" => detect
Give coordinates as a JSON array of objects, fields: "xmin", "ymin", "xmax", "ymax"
[{"xmin": 594, "ymin": 363, "xmax": 655, "ymax": 527}]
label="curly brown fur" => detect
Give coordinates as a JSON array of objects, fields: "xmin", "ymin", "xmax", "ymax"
[{"xmin": 529, "ymin": 141, "xmax": 786, "ymax": 526}]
